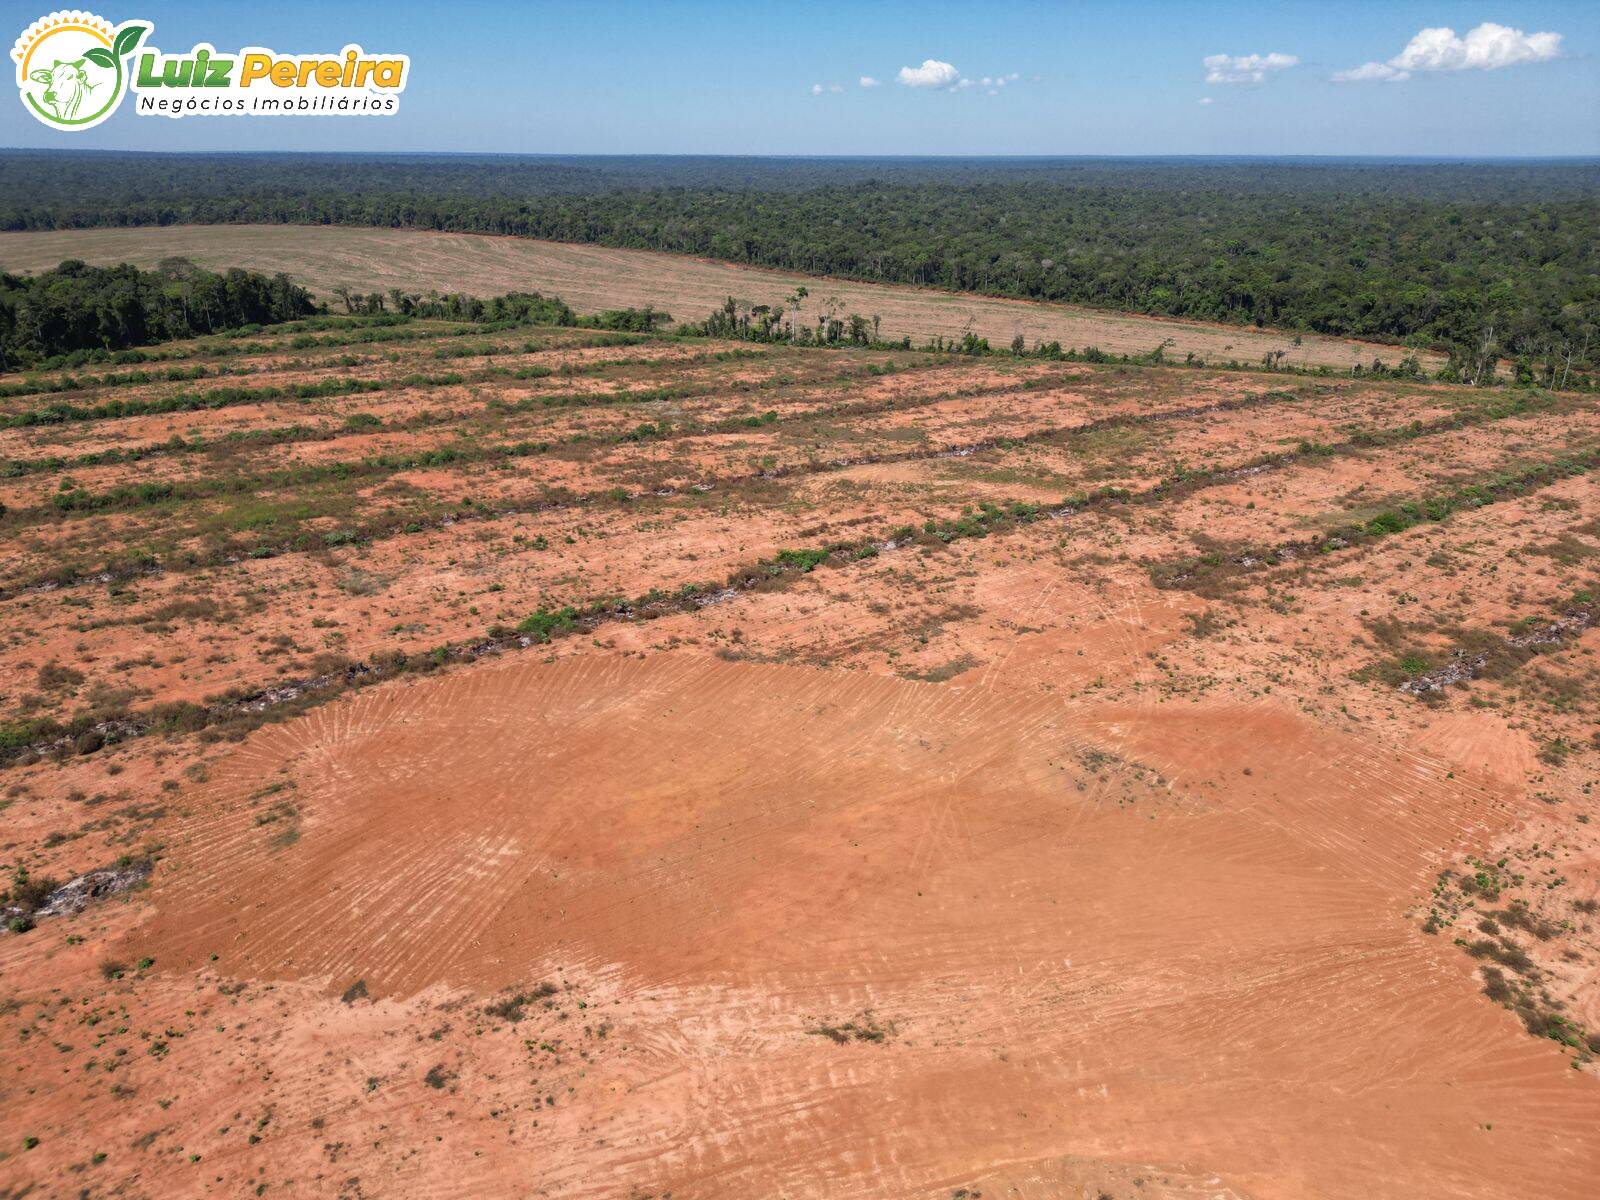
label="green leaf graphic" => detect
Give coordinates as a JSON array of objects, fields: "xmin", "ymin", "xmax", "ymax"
[
  {"xmin": 112, "ymin": 24, "xmax": 147, "ymax": 59},
  {"xmin": 83, "ymin": 47, "xmax": 115, "ymax": 68}
]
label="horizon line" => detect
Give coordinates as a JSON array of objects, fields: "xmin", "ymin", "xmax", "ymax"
[{"xmin": 3, "ymin": 148, "xmax": 1599, "ymax": 163}]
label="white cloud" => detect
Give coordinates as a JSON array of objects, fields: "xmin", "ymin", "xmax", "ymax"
[
  {"xmin": 1332, "ymin": 61, "xmax": 1408, "ymax": 84},
  {"xmin": 1198, "ymin": 96, "xmax": 1214, "ymax": 106},
  {"xmin": 1396, "ymin": 22, "xmax": 1561, "ymax": 71},
  {"xmin": 897, "ymin": 59, "xmax": 961, "ymax": 89},
  {"xmin": 1204, "ymin": 51, "xmax": 1298, "ymax": 85},
  {"xmin": 1335, "ymin": 22, "xmax": 1561, "ymax": 83},
  {"xmin": 859, "ymin": 75, "xmax": 880, "ymax": 88},
  {"xmin": 891, "ymin": 61, "xmax": 1020, "ymax": 93},
  {"xmin": 809, "ymin": 82, "xmax": 842, "ymax": 95}
]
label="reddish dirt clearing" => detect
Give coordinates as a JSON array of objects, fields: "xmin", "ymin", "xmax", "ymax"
[
  {"xmin": 0, "ymin": 314, "xmax": 1596, "ymax": 1199},
  {"xmin": 118, "ymin": 656, "xmax": 1600, "ymax": 1198}
]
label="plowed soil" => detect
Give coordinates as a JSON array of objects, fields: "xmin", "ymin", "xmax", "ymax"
[{"xmin": 0, "ymin": 313, "xmax": 1595, "ymax": 1199}]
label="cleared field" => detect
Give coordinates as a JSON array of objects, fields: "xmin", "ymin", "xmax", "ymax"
[
  {"xmin": 0, "ymin": 223, "xmax": 1439, "ymax": 370},
  {"xmin": 0, "ymin": 312, "xmax": 1597, "ymax": 1200}
]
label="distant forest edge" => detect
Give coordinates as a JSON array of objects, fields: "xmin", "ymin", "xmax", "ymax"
[
  {"xmin": 0, "ymin": 257, "xmax": 1586, "ymax": 394},
  {"xmin": 0, "ymin": 260, "xmax": 316, "ymax": 368},
  {"xmin": 0, "ymin": 258, "xmax": 658, "ymax": 370},
  {"xmin": 1, "ymin": 153, "xmax": 1597, "ymax": 376}
]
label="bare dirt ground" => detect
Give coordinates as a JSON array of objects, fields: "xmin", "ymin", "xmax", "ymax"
[
  {"xmin": 0, "ymin": 224, "xmax": 1438, "ymax": 371},
  {"xmin": 0, "ymin": 313, "xmax": 1596, "ymax": 1199}
]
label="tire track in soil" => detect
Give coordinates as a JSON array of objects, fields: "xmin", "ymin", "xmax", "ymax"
[{"xmin": 122, "ymin": 653, "xmax": 1600, "ymax": 1199}]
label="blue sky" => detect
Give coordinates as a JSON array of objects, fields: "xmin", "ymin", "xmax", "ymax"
[{"xmin": 3, "ymin": 1, "xmax": 1596, "ymax": 155}]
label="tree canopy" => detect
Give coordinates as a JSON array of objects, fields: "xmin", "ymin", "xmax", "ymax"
[
  {"xmin": 0, "ymin": 258, "xmax": 315, "ymax": 369},
  {"xmin": 2, "ymin": 152, "xmax": 1595, "ymax": 371}
]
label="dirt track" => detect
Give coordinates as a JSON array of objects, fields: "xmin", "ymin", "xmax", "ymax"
[{"xmin": 0, "ymin": 224, "xmax": 1436, "ymax": 370}]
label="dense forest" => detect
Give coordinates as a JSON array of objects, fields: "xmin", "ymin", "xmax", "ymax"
[
  {"xmin": 1, "ymin": 153, "xmax": 1596, "ymax": 372},
  {"xmin": 0, "ymin": 259, "xmax": 315, "ymax": 369}
]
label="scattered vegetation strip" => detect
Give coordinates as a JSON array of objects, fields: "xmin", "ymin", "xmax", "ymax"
[
  {"xmin": 0, "ymin": 343, "xmax": 880, "ymax": 434},
  {"xmin": 0, "ymin": 493, "xmax": 1078, "ymax": 762},
  {"xmin": 5, "ymin": 399, "xmax": 1588, "ymax": 766},
  {"xmin": 0, "ymin": 361, "xmax": 877, "ymax": 484},
  {"xmin": 1153, "ymin": 442, "xmax": 1600, "ymax": 594},
  {"xmin": 1393, "ymin": 604, "xmax": 1596, "ymax": 697},
  {"xmin": 7, "ymin": 383, "xmax": 1299, "ymax": 529},
  {"xmin": 0, "ymin": 360, "xmax": 1059, "ymax": 589},
  {"xmin": 0, "ymin": 327, "xmax": 660, "ymax": 404},
  {"xmin": 1, "ymin": 376, "xmax": 392, "ymax": 430},
  {"xmin": 0, "ymin": 348, "xmax": 782, "ymax": 486},
  {"xmin": 0, "ymin": 360, "xmax": 265, "ymax": 400},
  {"xmin": 0, "ymin": 373, "xmax": 1283, "ymax": 593}
]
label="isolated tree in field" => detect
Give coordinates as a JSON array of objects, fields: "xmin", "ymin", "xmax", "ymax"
[
  {"xmin": 1557, "ymin": 318, "xmax": 1593, "ymax": 388},
  {"xmin": 786, "ymin": 286, "xmax": 808, "ymax": 341},
  {"xmin": 817, "ymin": 296, "xmax": 840, "ymax": 343},
  {"xmin": 1471, "ymin": 324, "xmax": 1498, "ymax": 387}
]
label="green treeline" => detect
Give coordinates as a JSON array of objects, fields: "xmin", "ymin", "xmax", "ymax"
[
  {"xmin": 0, "ymin": 258, "xmax": 315, "ymax": 369},
  {"xmin": 2, "ymin": 153, "xmax": 1597, "ymax": 370},
  {"xmin": 325, "ymin": 285, "xmax": 664, "ymax": 333},
  {"xmin": 0, "ymin": 258, "xmax": 664, "ymax": 371}
]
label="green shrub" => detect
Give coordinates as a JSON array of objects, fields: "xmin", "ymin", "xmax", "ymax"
[
  {"xmin": 516, "ymin": 607, "xmax": 578, "ymax": 643},
  {"xmin": 774, "ymin": 548, "xmax": 829, "ymax": 572}
]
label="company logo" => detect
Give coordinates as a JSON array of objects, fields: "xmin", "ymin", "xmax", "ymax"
[
  {"xmin": 12, "ymin": 10, "xmax": 147, "ymax": 129},
  {"xmin": 13, "ymin": 10, "xmax": 410, "ymax": 129}
]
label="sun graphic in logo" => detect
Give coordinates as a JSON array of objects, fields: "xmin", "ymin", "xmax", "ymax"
[{"xmin": 12, "ymin": 10, "xmax": 148, "ymax": 130}]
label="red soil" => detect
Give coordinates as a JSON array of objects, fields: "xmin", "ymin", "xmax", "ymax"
[{"xmin": 0, "ymin": 320, "xmax": 1596, "ymax": 1198}]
